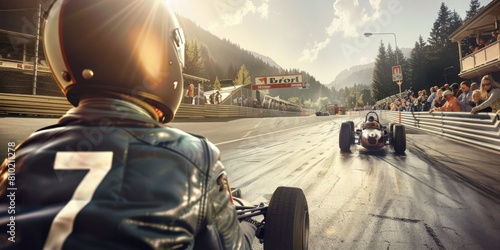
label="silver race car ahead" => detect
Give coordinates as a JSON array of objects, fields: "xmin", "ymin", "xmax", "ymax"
[{"xmin": 339, "ymin": 111, "xmax": 406, "ymax": 154}]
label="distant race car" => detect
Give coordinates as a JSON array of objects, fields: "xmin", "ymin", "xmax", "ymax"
[
  {"xmin": 315, "ymin": 111, "xmax": 330, "ymax": 116},
  {"xmin": 339, "ymin": 111, "xmax": 406, "ymax": 154}
]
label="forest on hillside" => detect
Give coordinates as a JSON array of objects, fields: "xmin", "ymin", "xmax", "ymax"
[
  {"xmin": 178, "ymin": 0, "xmax": 488, "ymax": 109},
  {"xmin": 177, "ymin": 15, "xmax": 333, "ymax": 109},
  {"xmin": 371, "ymin": 0, "xmax": 487, "ymax": 101},
  {"xmin": 0, "ymin": 1, "xmax": 487, "ymax": 110}
]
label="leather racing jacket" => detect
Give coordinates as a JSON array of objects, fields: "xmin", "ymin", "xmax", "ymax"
[{"xmin": 0, "ymin": 98, "xmax": 254, "ymax": 250}]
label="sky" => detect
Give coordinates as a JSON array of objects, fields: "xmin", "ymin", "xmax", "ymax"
[
  {"xmin": 168, "ymin": 0, "xmax": 493, "ymax": 84},
  {"xmin": 0, "ymin": 0, "xmax": 493, "ymax": 85}
]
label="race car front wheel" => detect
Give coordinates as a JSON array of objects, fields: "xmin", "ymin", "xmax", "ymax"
[
  {"xmin": 393, "ymin": 124, "xmax": 406, "ymax": 154},
  {"xmin": 348, "ymin": 121, "xmax": 355, "ymax": 144},
  {"xmin": 339, "ymin": 121, "xmax": 352, "ymax": 152},
  {"xmin": 264, "ymin": 186, "xmax": 309, "ymax": 250}
]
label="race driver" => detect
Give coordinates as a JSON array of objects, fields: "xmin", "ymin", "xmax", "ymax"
[{"xmin": 0, "ymin": 0, "xmax": 256, "ymax": 249}]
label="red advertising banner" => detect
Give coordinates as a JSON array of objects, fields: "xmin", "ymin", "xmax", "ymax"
[{"xmin": 252, "ymin": 74, "xmax": 303, "ymax": 90}]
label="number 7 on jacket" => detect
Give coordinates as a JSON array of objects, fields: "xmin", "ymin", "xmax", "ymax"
[{"xmin": 44, "ymin": 152, "xmax": 113, "ymax": 250}]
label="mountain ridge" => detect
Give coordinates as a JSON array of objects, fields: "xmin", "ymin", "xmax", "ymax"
[{"xmin": 327, "ymin": 48, "xmax": 412, "ymax": 90}]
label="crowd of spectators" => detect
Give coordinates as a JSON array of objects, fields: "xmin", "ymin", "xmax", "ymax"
[
  {"xmin": 376, "ymin": 74, "xmax": 500, "ymax": 114},
  {"xmin": 464, "ymin": 30, "xmax": 499, "ymax": 56},
  {"xmin": 205, "ymin": 91, "xmax": 302, "ymax": 112}
]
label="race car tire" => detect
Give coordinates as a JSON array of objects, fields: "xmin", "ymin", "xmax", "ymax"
[
  {"xmin": 393, "ymin": 124, "xmax": 406, "ymax": 154},
  {"xmin": 348, "ymin": 121, "xmax": 355, "ymax": 132},
  {"xmin": 264, "ymin": 187, "xmax": 309, "ymax": 250},
  {"xmin": 348, "ymin": 121, "xmax": 355, "ymax": 144},
  {"xmin": 339, "ymin": 122, "xmax": 352, "ymax": 152},
  {"xmin": 388, "ymin": 123, "xmax": 395, "ymax": 145}
]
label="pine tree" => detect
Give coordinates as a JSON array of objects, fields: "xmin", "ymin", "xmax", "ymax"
[
  {"xmin": 226, "ymin": 64, "xmax": 236, "ymax": 79},
  {"xmin": 445, "ymin": 10, "xmax": 463, "ymax": 84},
  {"xmin": 200, "ymin": 45, "xmax": 222, "ymax": 83},
  {"xmin": 465, "ymin": 0, "xmax": 482, "ymax": 21},
  {"xmin": 449, "ymin": 10, "xmax": 464, "ymax": 34},
  {"xmin": 427, "ymin": 3, "xmax": 462, "ymax": 86},
  {"xmin": 184, "ymin": 40, "xmax": 206, "ymax": 78},
  {"xmin": 428, "ymin": 3, "xmax": 451, "ymax": 50},
  {"xmin": 234, "ymin": 64, "xmax": 251, "ymax": 86},
  {"xmin": 372, "ymin": 41, "xmax": 393, "ymax": 101},
  {"xmin": 409, "ymin": 36, "xmax": 429, "ymax": 91},
  {"xmin": 359, "ymin": 89, "xmax": 372, "ymax": 106},
  {"xmin": 387, "ymin": 43, "xmax": 396, "ymax": 65},
  {"xmin": 213, "ymin": 76, "xmax": 221, "ymax": 91}
]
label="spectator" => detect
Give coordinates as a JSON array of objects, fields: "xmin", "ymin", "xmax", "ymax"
[
  {"xmin": 474, "ymin": 37, "xmax": 486, "ymax": 51},
  {"xmin": 457, "ymin": 81, "xmax": 473, "ymax": 112},
  {"xmin": 407, "ymin": 93, "xmax": 416, "ymax": 111},
  {"xmin": 427, "ymin": 86, "xmax": 437, "ymax": 106},
  {"xmin": 394, "ymin": 99, "xmax": 400, "ymax": 111},
  {"xmin": 406, "ymin": 99, "xmax": 413, "ymax": 111},
  {"xmin": 466, "ymin": 36, "xmax": 478, "ymax": 54},
  {"xmin": 188, "ymin": 83, "xmax": 195, "ymax": 104},
  {"xmin": 0, "ymin": 1, "xmax": 258, "ymax": 249},
  {"xmin": 407, "ymin": 87, "xmax": 414, "ymax": 99},
  {"xmin": 470, "ymin": 82, "xmax": 478, "ymax": 91},
  {"xmin": 429, "ymin": 90, "xmax": 462, "ymax": 112},
  {"xmin": 420, "ymin": 89, "xmax": 430, "ymax": 111},
  {"xmin": 490, "ymin": 30, "xmax": 498, "ymax": 43},
  {"xmin": 209, "ymin": 92, "xmax": 215, "ymax": 104},
  {"xmin": 414, "ymin": 91, "xmax": 423, "ymax": 111},
  {"xmin": 253, "ymin": 98, "xmax": 260, "ymax": 108},
  {"xmin": 471, "ymin": 74, "xmax": 500, "ymax": 114},
  {"xmin": 216, "ymin": 91, "xmax": 222, "ymax": 104},
  {"xmin": 466, "ymin": 44, "xmax": 475, "ymax": 56},
  {"xmin": 390, "ymin": 102, "xmax": 397, "ymax": 111},
  {"xmin": 400, "ymin": 99, "xmax": 408, "ymax": 111},
  {"xmin": 432, "ymin": 89, "xmax": 446, "ymax": 108},
  {"xmin": 469, "ymin": 89, "xmax": 493, "ymax": 113},
  {"xmin": 450, "ymin": 82, "xmax": 462, "ymax": 97}
]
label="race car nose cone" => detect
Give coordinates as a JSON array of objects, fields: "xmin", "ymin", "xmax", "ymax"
[{"xmin": 369, "ymin": 132, "xmax": 376, "ymax": 137}]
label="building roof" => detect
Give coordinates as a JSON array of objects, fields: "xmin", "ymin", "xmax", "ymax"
[
  {"xmin": 449, "ymin": 0, "xmax": 500, "ymax": 42},
  {"xmin": 183, "ymin": 73, "xmax": 209, "ymax": 82}
]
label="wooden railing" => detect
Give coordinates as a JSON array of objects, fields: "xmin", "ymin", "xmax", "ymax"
[{"xmin": 461, "ymin": 41, "xmax": 500, "ymax": 72}]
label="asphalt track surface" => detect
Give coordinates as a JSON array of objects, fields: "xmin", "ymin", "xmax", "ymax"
[{"xmin": 1, "ymin": 115, "xmax": 499, "ymax": 249}]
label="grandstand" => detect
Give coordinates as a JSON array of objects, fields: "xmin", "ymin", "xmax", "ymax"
[{"xmin": 0, "ymin": 67, "xmax": 61, "ymax": 96}]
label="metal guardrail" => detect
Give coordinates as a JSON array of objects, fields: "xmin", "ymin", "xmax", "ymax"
[
  {"xmin": 0, "ymin": 93, "xmax": 314, "ymax": 118},
  {"xmin": 0, "ymin": 93, "xmax": 71, "ymax": 117},
  {"xmin": 381, "ymin": 111, "xmax": 500, "ymax": 151}
]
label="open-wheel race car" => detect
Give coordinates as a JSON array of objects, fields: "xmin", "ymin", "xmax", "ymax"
[
  {"xmin": 232, "ymin": 186, "xmax": 309, "ymax": 250},
  {"xmin": 315, "ymin": 110, "xmax": 330, "ymax": 116},
  {"xmin": 339, "ymin": 111, "xmax": 406, "ymax": 154}
]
